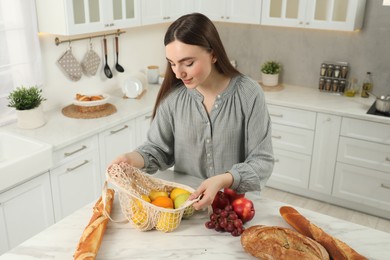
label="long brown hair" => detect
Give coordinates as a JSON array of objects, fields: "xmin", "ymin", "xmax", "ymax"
[{"xmin": 152, "ymin": 13, "xmax": 240, "ymax": 118}]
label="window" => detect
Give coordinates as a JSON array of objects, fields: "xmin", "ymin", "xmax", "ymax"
[{"xmin": 0, "ymin": 0, "xmax": 43, "ymax": 126}]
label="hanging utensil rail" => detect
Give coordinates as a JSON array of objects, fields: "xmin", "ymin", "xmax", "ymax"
[{"xmin": 54, "ymin": 29, "xmax": 125, "ymax": 46}]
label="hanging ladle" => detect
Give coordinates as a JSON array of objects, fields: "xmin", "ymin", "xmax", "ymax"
[
  {"xmin": 103, "ymin": 37, "xmax": 113, "ymax": 79},
  {"xmin": 115, "ymin": 36, "xmax": 124, "ymax": 73}
]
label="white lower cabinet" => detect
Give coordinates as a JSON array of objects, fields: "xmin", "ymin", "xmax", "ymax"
[
  {"xmin": 309, "ymin": 114, "xmax": 341, "ymax": 194},
  {"xmin": 267, "ymin": 105, "xmax": 316, "ymax": 189},
  {"xmin": 333, "ymin": 163, "xmax": 390, "ymax": 213},
  {"xmin": 0, "ymin": 173, "xmax": 54, "ymax": 255},
  {"xmin": 50, "ymin": 135, "xmax": 101, "ymax": 221},
  {"xmin": 135, "ymin": 111, "xmax": 153, "ymax": 147}
]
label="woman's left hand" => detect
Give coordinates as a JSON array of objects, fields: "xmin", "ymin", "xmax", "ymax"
[{"xmin": 189, "ymin": 173, "xmax": 233, "ymax": 210}]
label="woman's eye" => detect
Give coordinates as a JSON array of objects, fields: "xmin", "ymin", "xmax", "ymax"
[{"xmin": 185, "ymin": 61, "xmax": 194, "ymax": 67}]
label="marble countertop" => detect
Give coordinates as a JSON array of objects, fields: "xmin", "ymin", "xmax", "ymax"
[{"xmin": 1, "ymin": 170, "xmax": 389, "ymax": 260}]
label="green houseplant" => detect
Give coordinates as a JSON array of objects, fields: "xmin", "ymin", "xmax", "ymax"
[
  {"xmin": 261, "ymin": 61, "xmax": 282, "ymax": 87},
  {"xmin": 7, "ymin": 86, "xmax": 47, "ymax": 129}
]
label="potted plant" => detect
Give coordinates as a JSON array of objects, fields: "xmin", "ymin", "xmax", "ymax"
[
  {"xmin": 261, "ymin": 61, "xmax": 282, "ymax": 87},
  {"xmin": 7, "ymin": 86, "xmax": 47, "ymax": 129}
]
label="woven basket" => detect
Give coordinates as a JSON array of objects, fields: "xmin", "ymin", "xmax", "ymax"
[{"xmin": 105, "ymin": 163, "xmax": 198, "ymax": 232}]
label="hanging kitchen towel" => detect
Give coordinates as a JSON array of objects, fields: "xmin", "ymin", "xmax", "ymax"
[
  {"xmin": 81, "ymin": 44, "xmax": 101, "ymax": 76},
  {"xmin": 57, "ymin": 48, "xmax": 82, "ymax": 81}
]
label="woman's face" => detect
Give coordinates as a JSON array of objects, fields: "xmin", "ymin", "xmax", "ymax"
[{"xmin": 166, "ymin": 40, "xmax": 214, "ymax": 89}]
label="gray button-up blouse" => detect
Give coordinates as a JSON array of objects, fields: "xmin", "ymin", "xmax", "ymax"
[{"xmin": 136, "ymin": 74, "xmax": 274, "ymax": 193}]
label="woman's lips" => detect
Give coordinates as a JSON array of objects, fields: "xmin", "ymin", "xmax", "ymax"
[{"xmin": 182, "ymin": 78, "xmax": 192, "ymax": 84}]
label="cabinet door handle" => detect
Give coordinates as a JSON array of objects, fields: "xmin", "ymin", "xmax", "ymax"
[
  {"xmin": 110, "ymin": 125, "xmax": 128, "ymax": 134},
  {"xmin": 145, "ymin": 115, "xmax": 152, "ymax": 119},
  {"xmin": 64, "ymin": 145, "xmax": 87, "ymax": 157},
  {"xmin": 272, "ymin": 135, "xmax": 282, "ymax": 139},
  {"xmin": 274, "ymin": 158, "xmax": 280, "ymax": 163},
  {"xmin": 66, "ymin": 160, "xmax": 89, "ymax": 172},
  {"xmin": 381, "ymin": 183, "xmax": 390, "ymax": 190},
  {"xmin": 386, "ymin": 157, "xmax": 390, "ymax": 162},
  {"xmin": 270, "ymin": 113, "xmax": 283, "ymax": 118}
]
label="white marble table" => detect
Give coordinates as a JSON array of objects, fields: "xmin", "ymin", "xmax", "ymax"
[{"xmin": 1, "ymin": 171, "xmax": 389, "ymax": 260}]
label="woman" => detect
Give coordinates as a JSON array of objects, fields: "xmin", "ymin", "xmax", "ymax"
[{"xmin": 111, "ymin": 13, "xmax": 274, "ymax": 210}]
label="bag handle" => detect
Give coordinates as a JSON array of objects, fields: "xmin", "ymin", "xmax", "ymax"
[{"xmin": 102, "ymin": 180, "xmax": 128, "ymax": 223}]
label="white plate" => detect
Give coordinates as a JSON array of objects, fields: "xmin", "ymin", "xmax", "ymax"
[
  {"xmin": 122, "ymin": 77, "xmax": 144, "ymax": 98},
  {"xmin": 73, "ymin": 93, "xmax": 110, "ymax": 107}
]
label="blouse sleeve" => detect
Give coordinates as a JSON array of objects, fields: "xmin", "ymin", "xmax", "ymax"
[
  {"xmin": 135, "ymin": 98, "xmax": 175, "ymax": 173},
  {"xmin": 228, "ymin": 81, "xmax": 274, "ymax": 193}
]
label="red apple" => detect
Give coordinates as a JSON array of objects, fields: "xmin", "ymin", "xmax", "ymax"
[
  {"xmin": 212, "ymin": 191, "xmax": 230, "ymax": 210},
  {"xmin": 231, "ymin": 197, "xmax": 255, "ymax": 223},
  {"xmin": 223, "ymin": 188, "xmax": 245, "ymax": 203}
]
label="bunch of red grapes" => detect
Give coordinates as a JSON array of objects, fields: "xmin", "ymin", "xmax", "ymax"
[{"xmin": 205, "ymin": 204, "xmax": 245, "ymax": 236}]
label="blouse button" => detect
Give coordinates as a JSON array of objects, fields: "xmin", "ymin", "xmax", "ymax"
[
  {"xmin": 217, "ymin": 95, "xmax": 221, "ymax": 99},
  {"xmin": 206, "ymin": 139, "xmax": 210, "ymax": 143},
  {"xmin": 215, "ymin": 104, "xmax": 219, "ymax": 108},
  {"xmin": 207, "ymin": 153, "xmax": 211, "ymax": 157}
]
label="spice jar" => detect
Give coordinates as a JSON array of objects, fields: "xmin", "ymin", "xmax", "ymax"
[
  {"xmin": 319, "ymin": 77, "xmax": 325, "ymax": 90},
  {"xmin": 320, "ymin": 63, "xmax": 327, "ymax": 77},
  {"xmin": 332, "ymin": 79, "xmax": 339, "ymax": 92},
  {"xmin": 334, "ymin": 65, "xmax": 341, "ymax": 78},
  {"xmin": 325, "ymin": 79, "xmax": 332, "ymax": 91},
  {"xmin": 326, "ymin": 64, "xmax": 334, "ymax": 77},
  {"xmin": 339, "ymin": 80, "xmax": 346, "ymax": 93},
  {"xmin": 341, "ymin": 66, "xmax": 349, "ymax": 78}
]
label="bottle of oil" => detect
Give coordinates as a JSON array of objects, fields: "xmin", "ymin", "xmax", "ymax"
[{"xmin": 361, "ymin": 72, "xmax": 373, "ymax": 98}]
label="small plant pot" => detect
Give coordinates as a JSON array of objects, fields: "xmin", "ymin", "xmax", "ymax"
[
  {"xmin": 16, "ymin": 106, "xmax": 46, "ymax": 129},
  {"xmin": 262, "ymin": 73, "xmax": 279, "ymax": 87}
]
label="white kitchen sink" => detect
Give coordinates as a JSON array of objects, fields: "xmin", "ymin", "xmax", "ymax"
[{"xmin": 0, "ymin": 132, "xmax": 52, "ymax": 192}]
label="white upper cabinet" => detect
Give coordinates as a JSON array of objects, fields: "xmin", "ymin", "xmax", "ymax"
[
  {"xmin": 261, "ymin": 0, "xmax": 366, "ymax": 31},
  {"xmin": 141, "ymin": 0, "xmax": 194, "ymax": 25},
  {"xmin": 196, "ymin": 0, "xmax": 262, "ymax": 24},
  {"xmin": 35, "ymin": 0, "xmax": 141, "ymax": 35}
]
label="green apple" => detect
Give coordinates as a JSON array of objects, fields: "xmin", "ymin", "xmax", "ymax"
[{"xmin": 174, "ymin": 193, "xmax": 190, "ymax": 209}]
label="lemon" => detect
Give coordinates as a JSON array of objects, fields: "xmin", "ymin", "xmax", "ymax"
[
  {"xmin": 174, "ymin": 193, "xmax": 190, "ymax": 209},
  {"xmin": 156, "ymin": 212, "xmax": 180, "ymax": 232},
  {"xmin": 141, "ymin": 194, "xmax": 151, "ymax": 203},
  {"xmin": 170, "ymin": 187, "xmax": 191, "ymax": 201},
  {"xmin": 131, "ymin": 209, "xmax": 148, "ymax": 227}
]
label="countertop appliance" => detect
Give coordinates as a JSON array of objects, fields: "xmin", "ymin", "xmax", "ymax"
[{"xmin": 367, "ymin": 101, "xmax": 390, "ymax": 117}]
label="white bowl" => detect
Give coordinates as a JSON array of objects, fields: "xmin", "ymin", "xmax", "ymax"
[{"xmin": 73, "ymin": 93, "xmax": 110, "ymax": 107}]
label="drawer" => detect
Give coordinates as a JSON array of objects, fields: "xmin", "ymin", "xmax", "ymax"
[
  {"xmin": 341, "ymin": 117, "xmax": 390, "ymax": 145},
  {"xmin": 272, "ymin": 124, "xmax": 314, "ymax": 155},
  {"xmin": 337, "ymin": 137, "xmax": 390, "ymax": 173},
  {"xmin": 268, "ymin": 148, "xmax": 311, "ymax": 189},
  {"xmin": 53, "ymin": 135, "xmax": 98, "ymax": 166},
  {"xmin": 267, "ymin": 104, "xmax": 316, "ymax": 130},
  {"xmin": 333, "ymin": 163, "xmax": 390, "ymax": 212}
]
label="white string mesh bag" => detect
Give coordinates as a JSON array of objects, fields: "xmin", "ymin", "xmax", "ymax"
[{"xmin": 106, "ymin": 162, "xmax": 197, "ymax": 232}]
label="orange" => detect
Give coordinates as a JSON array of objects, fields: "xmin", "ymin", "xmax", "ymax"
[{"xmin": 151, "ymin": 196, "xmax": 174, "ymax": 209}]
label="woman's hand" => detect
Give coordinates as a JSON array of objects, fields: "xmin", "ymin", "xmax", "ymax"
[
  {"xmin": 109, "ymin": 151, "xmax": 145, "ymax": 169},
  {"xmin": 189, "ymin": 173, "xmax": 233, "ymax": 210}
]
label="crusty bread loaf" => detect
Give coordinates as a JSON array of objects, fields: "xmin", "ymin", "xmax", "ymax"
[
  {"xmin": 73, "ymin": 189, "xmax": 115, "ymax": 260},
  {"xmin": 241, "ymin": 225, "xmax": 329, "ymax": 260},
  {"xmin": 280, "ymin": 206, "xmax": 368, "ymax": 260}
]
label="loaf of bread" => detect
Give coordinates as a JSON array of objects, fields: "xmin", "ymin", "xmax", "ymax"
[
  {"xmin": 241, "ymin": 225, "xmax": 329, "ymax": 260},
  {"xmin": 280, "ymin": 206, "xmax": 368, "ymax": 260},
  {"xmin": 73, "ymin": 189, "xmax": 115, "ymax": 260},
  {"xmin": 76, "ymin": 93, "xmax": 104, "ymax": 102}
]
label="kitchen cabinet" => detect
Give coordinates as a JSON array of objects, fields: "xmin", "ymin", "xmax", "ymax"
[
  {"xmin": 0, "ymin": 173, "xmax": 54, "ymax": 255},
  {"xmin": 333, "ymin": 118, "xmax": 390, "ymax": 217},
  {"xmin": 99, "ymin": 119, "xmax": 137, "ymax": 181},
  {"xmin": 135, "ymin": 111, "xmax": 153, "ymax": 146},
  {"xmin": 50, "ymin": 135, "xmax": 101, "ymax": 221},
  {"xmin": 261, "ymin": 0, "xmax": 366, "ymax": 31},
  {"xmin": 35, "ymin": 0, "xmax": 141, "ymax": 35},
  {"xmin": 309, "ymin": 113, "xmax": 341, "ymax": 194},
  {"xmin": 266, "ymin": 104, "xmax": 316, "ymax": 189},
  {"xmin": 141, "ymin": 0, "xmax": 194, "ymax": 25},
  {"xmin": 195, "ymin": 0, "xmax": 262, "ymax": 24}
]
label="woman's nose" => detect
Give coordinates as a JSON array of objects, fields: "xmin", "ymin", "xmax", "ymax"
[{"xmin": 174, "ymin": 67, "xmax": 186, "ymax": 79}]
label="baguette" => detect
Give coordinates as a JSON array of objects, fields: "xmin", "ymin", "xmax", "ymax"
[
  {"xmin": 241, "ymin": 225, "xmax": 329, "ymax": 260},
  {"xmin": 280, "ymin": 206, "xmax": 367, "ymax": 260},
  {"xmin": 73, "ymin": 189, "xmax": 115, "ymax": 260}
]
